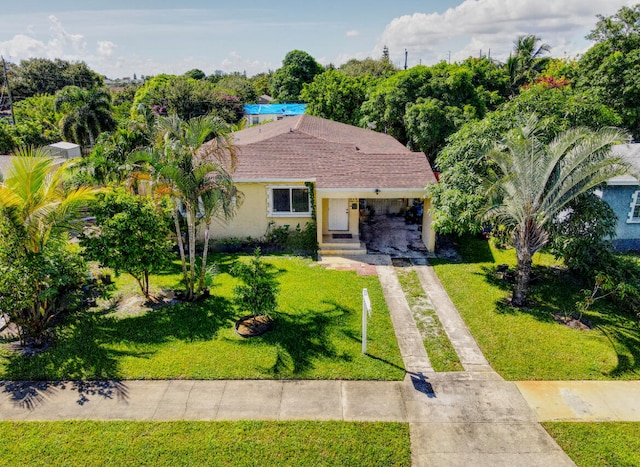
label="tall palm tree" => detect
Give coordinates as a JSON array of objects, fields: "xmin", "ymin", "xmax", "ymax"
[
  {"xmin": 156, "ymin": 115, "xmax": 239, "ymax": 300},
  {"xmin": 508, "ymin": 35, "xmax": 551, "ymax": 96},
  {"xmin": 54, "ymin": 86, "xmax": 116, "ymax": 149},
  {"xmin": 484, "ymin": 115, "xmax": 629, "ymax": 306}
]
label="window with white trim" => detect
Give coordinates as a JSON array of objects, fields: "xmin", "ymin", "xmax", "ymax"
[
  {"xmin": 628, "ymin": 190, "xmax": 640, "ymax": 223},
  {"xmin": 268, "ymin": 186, "xmax": 311, "ymax": 217}
]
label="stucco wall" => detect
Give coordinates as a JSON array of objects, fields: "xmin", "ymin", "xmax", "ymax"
[
  {"xmin": 602, "ymin": 184, "xmax": 640, "ymax": 242},
  {"xmin": 202, "ymin": 182, "xmax": 313, "ymax": 241}
]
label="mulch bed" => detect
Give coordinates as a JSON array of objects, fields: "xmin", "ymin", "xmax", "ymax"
[
  {"xmin": 552, "ymin": 313, "xmax": 593, "ymax": 331},
  {"xmin": 235, "ymin": 315, "xmax": 274, "ymax": 337}
]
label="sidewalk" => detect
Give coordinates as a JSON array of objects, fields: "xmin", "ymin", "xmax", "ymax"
[
  {"xmin": 0, "ymin": 379, "xmax": 407, "ymax": 422},
  {"xmin": 516, "ymin": 380, "xmax": 640, "ymax": 422}
]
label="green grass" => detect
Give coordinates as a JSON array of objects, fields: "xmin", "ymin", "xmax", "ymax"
[
  {"xmin": 430, "ymin": 237, "xmax": 640, "ymax": 380},
  {"xmin": 395, "ymin": 267, "xmax": 463, "ymax": 372},
  {"xmin": 0, "ymin": 255, "xmax": 405, "ymax": 381},
  {"xmin": 544, "ymin": 422, "xmax": 640, "ymax": 466},
  {"xmin": 0, "ymin": 420, "xmax": 411, "ymax": 466}
]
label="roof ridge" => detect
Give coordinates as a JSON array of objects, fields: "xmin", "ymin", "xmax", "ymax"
[{"xmin": 294, "ymin": 114, "xmax": 305, "ymax": 131}]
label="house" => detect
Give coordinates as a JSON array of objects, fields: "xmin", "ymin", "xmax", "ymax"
[
  {"xmin": 600, "ymin": 143, "xmax": 640, "ymax": 250},
  {"xmin": 209, "ymin": 114, "xmax": 438, "ymax": 255},
  {"xmin": 243, "ymin": 103, "xmax": 306, "ymax": 126}
]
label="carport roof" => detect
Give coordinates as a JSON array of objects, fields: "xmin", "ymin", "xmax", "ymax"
[{"xmin": 231, "ymin": 115, "xmax": 437, "ymax": 189}]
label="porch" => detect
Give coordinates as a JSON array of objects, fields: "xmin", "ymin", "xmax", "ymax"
[{"xmin": 316, "ymin": 191, "xmax": 435, "ymax": 257}]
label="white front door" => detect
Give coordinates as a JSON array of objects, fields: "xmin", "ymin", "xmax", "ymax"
[{"xmin": 328, "ymin": 198, "xmax": 349, "ymax": 231}]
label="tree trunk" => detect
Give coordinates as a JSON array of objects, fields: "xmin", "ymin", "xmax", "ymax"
[
  {"xmin": 171, "ymin": 205, "xmax": 189, "ymax": 296},
  {"xmin": 512, "ymin": 252, "xmax": 532, "ymax": 307},
  {"xmin": 512, "ymin": 218, "xmax": 548, "ymax": 307},
  {"xmin": 198, "ymin": 221, "xmax": 211, "ymax": 293},
  {"xmin": 145, "ymin": 271, "xmax": 150, "ymax": 298},
  {"xmin": 186, "ymin": 205, "xmax": 197, "ymax": 300}
]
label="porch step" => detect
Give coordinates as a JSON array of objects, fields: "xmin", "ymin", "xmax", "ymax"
[{"xmin": 318, "ymin": 241, "xmax": 368, "ymax": 256}]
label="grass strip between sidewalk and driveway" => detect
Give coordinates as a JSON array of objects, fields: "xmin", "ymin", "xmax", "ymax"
[
  {"xmin": 395, "ymin": 267, "xmax": 463, "ymax": 372},
  {"xmin": 0, "ymin": 420, "xmax": 411, "ymax": 466},
  {"xmin": 543, "ymin": 422, "xmax": 640, "ymax": 467}
]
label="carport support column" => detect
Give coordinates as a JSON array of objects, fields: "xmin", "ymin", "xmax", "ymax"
[
  {"xmin": 316, "ymin": 195, "xmax": 324, "ymax": 247},
  {"xmin": 422, "ymin": 199, "xmax": 436, "ymax": 253}
]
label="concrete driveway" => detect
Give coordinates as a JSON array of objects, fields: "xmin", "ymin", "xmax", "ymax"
[{"xmin": 361, "ymin": 214, "xmax": 428, "ymax": 258}]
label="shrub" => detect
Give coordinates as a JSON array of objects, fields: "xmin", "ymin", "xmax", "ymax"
[{"xmin": 231, "ymin": 248, "xmax": 279, "ymax": 317}]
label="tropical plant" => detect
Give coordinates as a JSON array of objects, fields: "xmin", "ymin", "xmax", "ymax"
[
  {"xmin": 507, "ymin": 35, "xmax": 551, "ymax": 96},
  {"xmin": 0, "ymin": 146, "xmax": 99, "ymax": 344},
  {"xmin": 156, "ymin": 115, "xmax": 240, "ymax": 301},
  {"xmin": 54, "ymin": 86, "xmax": 116, "ymax": 149},
  {"xmin": 231, "ymin": 248, "xmax": 279, "ymax": 317},
  {"xmin": 483, "ymin": 114, "xmax": 628, "ymax": 306},
  {"xmin": 80, "ymin": 190, "xmax": 173, "ymax": 298}
]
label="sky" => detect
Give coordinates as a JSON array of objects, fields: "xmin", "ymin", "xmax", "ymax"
[{"xmin": 0, "ymin": 0, "xmax": 634, "ymax": 79}]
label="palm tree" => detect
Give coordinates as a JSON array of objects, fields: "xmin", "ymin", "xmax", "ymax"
[
  {"xmin": 156, "ymin": 115, "xmax": 239, "ymax": 300},
  {"xmin": 508, "ymin": 35, "xmax": 551, "ymax": 96},
  {"xmin": 484, "ymin": 115, "xmax": 629, "ymax": 306},
  {"xmin": 0, "ymin": 146, "xmax": 99, "ymax": 254},
  {"xmin": 54, "ymin": 86, "xmax": 116, "ymax": 149},
  {"xmin": 0, "ymin": 146, "xmax": 100, "ymax": 343}
]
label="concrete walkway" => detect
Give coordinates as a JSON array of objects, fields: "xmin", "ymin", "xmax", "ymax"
[
  {"xmin": 1, "ymin": 254, "xmax": 637, "ymax": 466},
  {"xmin": 516, "ymin": 380, "xmax": 640, "ymax": 422}
]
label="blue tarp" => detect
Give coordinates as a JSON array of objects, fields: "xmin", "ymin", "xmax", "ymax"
[{"xmin": 243, "ymin": 104, "xmax": 306, "ymax": 116}]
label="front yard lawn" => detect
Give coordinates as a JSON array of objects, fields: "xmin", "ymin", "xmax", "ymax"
[
  {"xmin": 0, "ymin": 420, "xmax": 411, "ymax": 466},
  {"xmin": 0, "ymin": 255, "xmax": 405, "ymax": 381},
  {"xmin": 544, "ymin": 422, "xmax": 640, "ymax": 466},
  {"xmin": 430, "ymin": 237, "xmax": 640, "ymax": 380}
]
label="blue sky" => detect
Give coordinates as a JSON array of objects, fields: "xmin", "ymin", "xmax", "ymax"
[{"xmin": 0, "ymin": 0, "xmax": 633, "ymax": 78}]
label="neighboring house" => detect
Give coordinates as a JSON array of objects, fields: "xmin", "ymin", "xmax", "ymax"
[
  {"xmin": 257, "ymin": 95, "xmax": 274, "ymax": 104},
  {"xmin": 208, "ymin": 114, "xmax": 438, "ymax": 255},
  {"xmin": 243, "ymin": 103, "xmax": 306, "ymax": 126},
  {"xmin": 600, "ymin": 143, "xmax": 640, "ymax": 251},
  {"xmin": 0, "ymin": 142, "xmax": 78, "ymax": 179}
]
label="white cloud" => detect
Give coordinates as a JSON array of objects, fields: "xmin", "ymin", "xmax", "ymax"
[
  {"xmin": 218, "ymin": 51, "xmax": 275, "ymax": 76},
  {"xmin": 376, "ymin": 0, "xmax": 634, "ymax": 65},
  {"xmin": 48, "ymin": 15, "xmax": 86, "ymax": 55},
  {"xmin": 346, "ymin": 30, "xmax": 360, "ymax": 37},
  {"xmin": 97, "ymin": 41, "xmax": 116, "ymax": 58},
  {"xmin": 0, "ymin": 15, "xmax": 87, "ymax": 62}
]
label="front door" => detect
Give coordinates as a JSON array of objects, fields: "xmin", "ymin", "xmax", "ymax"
[{"xmin": 328, "ymin": 198, "xmax": 349, "ymax": 231}]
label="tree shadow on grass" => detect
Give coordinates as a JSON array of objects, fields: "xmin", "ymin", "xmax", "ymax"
[
  {"xmin": 594, "ymin": 308, "xmax": 640, "ymax": 378},
  {"xmin": 1, "ymin": 295, "xmax": 236, "ymax": 384},
  {"xmin": 480, "ymin": 263, "xmax": 640, "ymax": 378},
  {"xmin": 434, "ymin": 235, "xmax": 495, "ymax": 264},
  {"xmin": 240, "ymin": 301, "xmax": 353, "ymax": 377},
  {"xmin": 482, "ymin": 265, "xmax": 581, "ymax": 324},
  {"xmin": 104, "ymin": 295, "xmax": 235, "ymax": 345}
]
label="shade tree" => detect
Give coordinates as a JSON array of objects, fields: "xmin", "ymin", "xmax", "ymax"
[
  {"xmin": 428, "ymin": 83, "xmax": 623, "ymax": 235},
  {"xmin": 80, "ymin": 190, "xmax": 173, "ymax": 298}
]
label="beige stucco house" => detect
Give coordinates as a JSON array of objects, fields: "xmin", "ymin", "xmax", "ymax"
[{"xmin": 211, "ymin": 114, "xmax": 438, "ymax": 255}]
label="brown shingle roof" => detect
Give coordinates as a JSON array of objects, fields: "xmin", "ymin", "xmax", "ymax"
[{"xmin": 231, "ymin": 115, "xmax": 437, "ymax": 189}]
